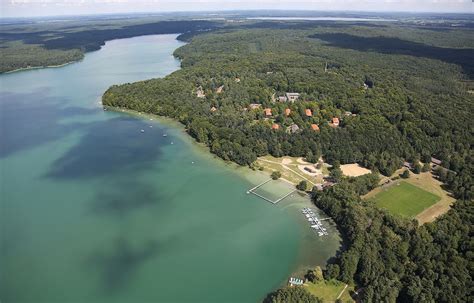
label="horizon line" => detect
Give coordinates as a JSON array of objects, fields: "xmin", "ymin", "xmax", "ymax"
[{"xmin": 1, "ymin": 9, "xmax": 473, "ymax": 20}]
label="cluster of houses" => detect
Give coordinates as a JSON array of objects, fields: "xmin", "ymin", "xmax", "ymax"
[
  {"xmin": 249, "ymin": 92, "xmax": 344, "ymax": 133},
  {"xmin": 201, "ymin": 87, "xmax": 352, "ymax": 132}
]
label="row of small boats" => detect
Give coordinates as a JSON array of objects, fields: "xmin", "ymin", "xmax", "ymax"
[{"xmin": 301, "ymin": 207, "xmax": 328, "ymax": 236}]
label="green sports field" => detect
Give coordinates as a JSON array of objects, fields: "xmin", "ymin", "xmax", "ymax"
[{"xmin": 372, "ymin": 181, "xmax": 441, "ymax": 218}]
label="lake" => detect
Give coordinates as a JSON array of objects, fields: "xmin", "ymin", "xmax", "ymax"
[{"xmin": 0, "ymin": 34, "xmax": 341, "ymax": 302}]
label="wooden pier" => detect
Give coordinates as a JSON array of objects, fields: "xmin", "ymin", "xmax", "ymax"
[
  {"xmin": 247, "ymin": 179, "xmax": 272, "ymax": 194},
  {"xmin": 273, "ymin": 189, "xmax": 297, "ymax": 204}
]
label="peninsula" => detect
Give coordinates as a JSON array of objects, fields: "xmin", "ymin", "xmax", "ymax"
[{"xmin": 102, "ymin": 17, "xmax": 473, "ymax": 302}]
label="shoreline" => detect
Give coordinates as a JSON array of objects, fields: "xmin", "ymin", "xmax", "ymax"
[
  {"xmin": 105, "ymin": 106, "xmax": 302, "ymax": 185},
  {"xmin": 3, "ymin": 60, "xmax": 81, "ymax": 75},
  {"xmin": 3, "ymin": 33, "xmax": 187, "ymax": 75},
  {"xmin": 2, "ymin": 32, "xmax": 341, "ymax": 301},
  {"xmin": 106, "ymin": 106, "xmax": 342, "ymax": 279}
]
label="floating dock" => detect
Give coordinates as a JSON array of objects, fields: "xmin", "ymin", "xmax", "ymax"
[{"xmin": 302, "ymin": 207, "xmax": 329, "ymax": 236}]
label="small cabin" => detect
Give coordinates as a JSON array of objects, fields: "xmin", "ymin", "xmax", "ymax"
[
  {"xmin": 285, "ymin": 108, "xmax": 291, "ymax": 116},
  {"xmin": 332, "ymin": 117, "xmax": 340, "ymax": 127},
  {"xmin": 264, "ymin": 108, "xmax": 272, "ymax": 116},
  {"xmin": 272, "ymin": 124, "xmax": 280, "ymax": 130},
  {"xmin": 311, "ymin": 124, "xmax": 320, "ymax": 131},
  {"xmin": 305, "ymin": 109, "xmax": 312, "ymax": 117},
  {"xmin": 210, "ymin": 106, "xmax": 217, "ymax": 112},
  {"xmin": 216, "ymin": 86, "xmax": 224, "ymax": 94},
  {"xmin": 431, "ymin": 157, "xmax": 442, "ymax": 166}
]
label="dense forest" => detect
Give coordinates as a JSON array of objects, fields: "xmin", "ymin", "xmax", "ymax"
[
  {"xmin": 102, "ymin": 21, "xmax": 473, "ymax": 302},
  {"xmin": 304, "ymin": 175, "xmax": 473, "ymax": 302},
  {"xmin": 103, "ymin": 22, "xmax": 472, "ymax": 191}
]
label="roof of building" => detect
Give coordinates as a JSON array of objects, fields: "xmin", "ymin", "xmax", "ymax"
[
  {"xmin": 196, "ymin": 86, "xmax": 205, "ymax": 98},
  {"xmin": 431, "ymin": 157, "xmax": 442, "ymax": 165},
  {"xmin": 288, "ymin": 124, "xmax": 300, "ymax": 133},
  {"xmin": 311, "ymin": 124, "xmax": 320, "ymax": 131},
  {"xmin": 264, "ymin": 108, "xmax": 272, "ymax": 116},
  {"xmin": 332, "ymin": 117, "xmax": 340, "ymax": 124},
  {"xmin": 210, "ymin": 106, "xmax": 217, "ymax": 112},
  {"xmin": 305, "ymin": 109, "xmax": 312, "ymax": 116},
  {"xmin": 285, "ymin": 108, "xmax": 291, "ymax": 116},
  {"xmin": 272, "ymin": 124, "xmax": 280, "ymax": 130}
]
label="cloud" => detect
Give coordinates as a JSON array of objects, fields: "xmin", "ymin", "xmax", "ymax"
[{"xmin": 1, "ymin": 0, "xmax": 472, "ymax": 17}]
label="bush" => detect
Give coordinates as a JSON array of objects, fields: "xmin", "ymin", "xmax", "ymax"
[
  {"xmin": 297, "ymin": 180, "xmax": 308, "ymax": 191},
  {"xmin": 422, "ymin": 163, "xmax": 431, "ymax": 172},
  {"xmin": 271, "ymin": 171, "xmax": 282, "ymax": 180},
  {"xmin": 305, "ymin": 266, "xmax": 324, "ymax": 282},
  {"xmin": 413, "ymin": 163, "xmax": 422, "ymax": 174},
  {"xmin": 400, "ymin": 170, "xmax": 410, "ymax": 179}
]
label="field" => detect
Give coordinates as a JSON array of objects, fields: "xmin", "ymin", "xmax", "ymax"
[
  {"xmin": 370, "ymin": 181, "xmax": 440, "ymax": 218},
  {"xmin": 340, "ymin": 164, "xmax": 372, "ymax": 177},
  {"xmin": 364, "ymin": 171, "xmax": 455, "ymax": 223},
  {"xmin": 403, "ymin": 171, "xmax": 456, "ymax": 223},
  {"xmin": 305, "ymin": 280, "xmax": 353, "ymax": 303},
  {"xmin": 255, "ymin": 155, "xmax": 328, "ymax": 186}
]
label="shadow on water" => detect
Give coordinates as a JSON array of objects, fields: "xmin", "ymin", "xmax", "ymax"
[
  {"xmin": 87, "ymin": 234, "xmax": 186, "ymax": 293},
  {"xmin": 89, "ymin": 180, "xmax": 165, "ymax": 217},
  {"xmin": 310, "ymin": 33, "xmax": 474, "ymax": 78},
  {"xmin": 46, "ymin": 116, "xmax": 166, "ymax": 179},
  {"xmin": 0, "ymin": 90, "xmax": 96, "ymax": 158},
  {"xmin": 87, "ymin": 237, "xmax": 160, "ymax": 292}
]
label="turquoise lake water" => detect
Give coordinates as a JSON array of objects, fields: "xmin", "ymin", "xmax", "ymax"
[{"xmin": 0, "ymin": 34, "xmax": 341, "ymax": 303}]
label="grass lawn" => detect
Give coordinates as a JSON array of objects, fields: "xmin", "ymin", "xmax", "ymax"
[
  {"xmin": 255, "ymin": 155, "xmax": 324, "ymax": 185},
  {"xmin": 305, "ymin": 280, "xmax": 353, "ymax": 303},
  {"xmin": 371, "ymin": 181, "xmax": 441, "ymax": 218}
]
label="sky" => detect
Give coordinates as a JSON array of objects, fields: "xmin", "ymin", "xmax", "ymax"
[{"xmin": 1, "ymin": 0, "xmax": 472, "ymax": 18}]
